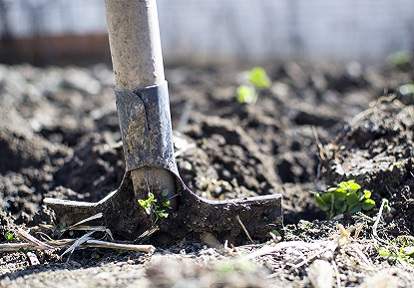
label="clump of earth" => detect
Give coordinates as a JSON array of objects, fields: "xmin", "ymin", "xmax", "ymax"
[{"xmin": 0, "ymin": 59, "xmax": 413, "ymax": 287}]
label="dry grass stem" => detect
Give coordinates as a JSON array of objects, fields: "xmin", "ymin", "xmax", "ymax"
[
  {"xmin": 372, "ymin": 199, "xmax": 388, "ymax": 245},
  {"xmin": 348, "ymin": 244, "xmax": 375, "ymax": 270},
  {"xmin": 61, "ymin": 231, "xmax": 96, "ymax": 258},
  {"xmin": 17, "ymin": 228, "xmax": 54, "ymax": 250},
  {"xmin": 312, "ymin": 126, "xmax": 327, "ymax": 161},
  {"xmin": 83, "ymin": 240, "xmax": 155, "ymax": 253},
  {"xmin": 0, "ymin": 242, "xmax": 34, "ymax": 252},
  {"xmin": 67, "ymin": 226, "xmax": 114, "ymax": 240},
  {"xmin": 289, "ymin": 241, "xmax": 339, "ymax": 270},
  {"xmin": 236, "ymin": 215, "xmax": 254, "ymax": 243},
  {"xmin": 64, "ymin": 213, "xmax": 103, "ymax": 231}
]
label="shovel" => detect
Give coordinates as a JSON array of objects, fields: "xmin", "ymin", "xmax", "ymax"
[{"xmin": 44, "ymin": 0, "xmax": 282, "ymax": 245}]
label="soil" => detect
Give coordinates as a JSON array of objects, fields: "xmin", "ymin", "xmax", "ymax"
[{"xmin": 0, "ymin": 59, "xmax": 414, "ymax": 287}]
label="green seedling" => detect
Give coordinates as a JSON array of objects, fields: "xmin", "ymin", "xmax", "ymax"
[
  {"xmin": 116, "ymin": 249, "xmax": 127, "ymax": 256},
  {"xmin": 248, "ymin": 67, "xmax": 271, "ymax": 89},
  {"xmin": 53, "ymin": 221, "xmax": 66, "ymax": 237},
  {"xmin": 4, "ymin": 232, "xmax": 15, "ymax": 242},
  {"xmin": 378, "ymin": 237, "xmax": 414, "ymax": 266},
  {"xmin": 54, "ymin": 221, "xmax": 75, "ymax": 238},
  {"xmin": 138, "ymin": 192, "xmax": 170, "ymax": 222},
  {"xmin": 237, "ymin": 67, "xmax": 271, "ymax": 104},
  {"xmin": 387, "ymin": 50, "xmax": 411, "ymax": 69},
  {"xmin": 237, "ymin": 85, "xmax": 258, "ymax": 104},
  {"xmin": 315, "ymin": 180, "xmax": 376, "ymax": 219},
  {"xmin": 138, "ymin": 193, "xmax": 156, "ymax": 215}
]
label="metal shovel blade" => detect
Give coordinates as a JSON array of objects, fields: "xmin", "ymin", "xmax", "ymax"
[{"xmin": 45, "ymin": 171, "xmax": 282, "ymax": 245}]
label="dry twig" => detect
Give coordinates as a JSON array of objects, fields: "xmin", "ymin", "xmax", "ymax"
[
  {"xmin": 236, "ymin": 215, "xmax": 254, "ymax": 243},
  {"xmin": 17, "ymin": 228, "xmax": 54, "ymax": 250},
  {"xmin": 83, "ymin": 240, "xmax": 155, "ymax": 253},
  {"xmin": 0, "ymin": 242, "xmax": 34, "ymax": 252},
  {"xmin": 372, "ymin": 198, "xmax": 389, "ymax": 245},
  {"xmin": 61, "ymin": 231, "xmax": 96, "ymax": 259}
]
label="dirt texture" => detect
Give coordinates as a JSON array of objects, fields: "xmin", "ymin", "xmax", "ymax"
[{"xmin": 0, "ymin": 60, "xmax": 414, "ymax": 287}]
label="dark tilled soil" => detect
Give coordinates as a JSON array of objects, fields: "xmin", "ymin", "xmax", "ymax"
[{"xmin": 0, "ymin": 60, "xmax": 414, "ymax": 287}]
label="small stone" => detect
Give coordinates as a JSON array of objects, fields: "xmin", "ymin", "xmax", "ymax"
[
  {"xmin": 26, "ymin": 252, "xmax": 40, "ymax": 266},
  {"xmin": 307, "ymin": 260, "xmax": 333, "ymax": 288}
]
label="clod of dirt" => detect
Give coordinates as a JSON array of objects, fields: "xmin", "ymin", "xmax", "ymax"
[
  {"xmin": 0, "ymin": 106, "xmax": 71, "ymax": 219},
  {"xmin": 320, "ymin": 100, "xmax": 414, "ymax": 235},
  {"xmin": 177, "ymin": 115, "xmax": 279, "ymax": 199}
]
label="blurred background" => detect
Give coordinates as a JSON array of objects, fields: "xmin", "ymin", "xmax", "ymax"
[{"xmin": 0, "ymin": 0, "xmax": 413, "ymax": 66}]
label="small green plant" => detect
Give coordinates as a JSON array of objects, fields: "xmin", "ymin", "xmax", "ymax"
[
  {"xmin": 237, "ymin": 85, "xmax": 258, "ymax": 104},
  {"xmin": 387, "ymin": 50, "xmax": 411, "ymax": 69},
  {"xmin": 4, "ymin": 232, "xmax": 15, "ymax": 242},
  {"xmin": 315, "ymin": 180, "xmax": 376, "ymax": 219},
  {"xmin": 138, "ymin": 192, "xmax": 170, "ymax": 222},
  {"xmin": 53, "ymin": 221, "xmax": 75, "ymax": 238},
  {"xmin": 116, "ymin": 249, "xmax": 127, "ymax": 256},
  {"xmin": 237, "ymin": 67, "xmax": 271, "ymax": 104},
  {"xmin": 378, "ymin": 237, "xmax": 414, "ymax": 266}
]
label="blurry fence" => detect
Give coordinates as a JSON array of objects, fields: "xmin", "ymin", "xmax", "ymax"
[{"xmin": 1, "ymin": 0, "xmax": 413, "ymax": 65}]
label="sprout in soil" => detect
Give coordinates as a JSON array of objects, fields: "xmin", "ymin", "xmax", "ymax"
[
  {"xmin": 315, "ymin": 180, "xmax": 376, "ymax": 219},
  {"xmin": 4, "ymin": 231, "xmax": 15, "ymax": 242},
  {"xmin": 237, "ymin": 67, "xmax": 271, "ymax": 104},
  {"xmin": 378, "ymin": 236, "xmax": 414, "ymax": 266},
  {"xmin": 138, "ymin": 191, "xmax": 170, "ymax": 222},
  {"xmin": 387, "ymin": 50, "xmax": 411, "ymax": 69}
]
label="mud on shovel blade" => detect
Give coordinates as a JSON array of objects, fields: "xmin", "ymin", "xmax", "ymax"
[{"xmin": 44, "ymin": 0, "xmax": 282, "ymax": 245}]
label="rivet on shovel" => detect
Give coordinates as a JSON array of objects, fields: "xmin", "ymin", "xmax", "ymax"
[{"xmin": 44, "ymin": 0, "xmax": 282, "ymax": 245}]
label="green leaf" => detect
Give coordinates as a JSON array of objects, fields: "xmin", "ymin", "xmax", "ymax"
[
  {"xmin": 363, "ymin": 190, "xmax": 372, "ymax": 199},
  {"xmin": 346, "ymin": 192, "xmax": 360, "ymax": 205},
  {"xmin": 161, "ymin": 189, "xmax": 169, "ymax": 197},
  {"xmin": 362, "ymin": 199, "xmax": 375, "ymax": 211},
  {"xmin": 138, "ymin": 193, "xmax": 156, "ymax": 215},
  {"xmin": 332, "ymin": 188, "xmax": 346, "ymax": 200},
  {"xmin": 338, "ymin": 180, "xmax": 360, "ymax": 192},
  {"xmin": 157, "ymin": 210, "xmax": 169, "ymax": 219},
  {"xmin": 334, "ymin": 199, "xmax": 347, "ymax": 214},
  {"xmin": 348, "ymin": 203, "xmax": 362, "ymax": 213},
  {"xmin": 138, "ymin": 199, "xmax": 152, "ymax": 215},
  {"xmin": 348, "ymin": 183, "xmax": 361, "ymax": 192},
  {"xmin": 387, "ymin": 50, "xmax": 411, "ymax": 68},
  {"xmin": 339, "ymin": 180, "xmax": 354, "ymax": 188},
  {"xmin": 162, "ymin": 200, "xmax": 172, "ymax": 209},
  {"xmin": 248, "ymin": 67, "xmax": 271, "ymax": 89},
  {"xmin": 4, "ymin": 232, "xmax": 14, "ymax": 242},
  {"xmin": 237, "ymin": 85, "xmax": 258, "ymax": 104},
  {"xmin": 378, "ymin": 247, "xmax": 391, "ymax": 257},
  {"xmin": 320, "ymin": 192, "xmax": 334, "ymax": 204},
  {"xmin": 59, "ymin": 222, "xmax": 67, "ymax": 229},
  {"xmin": 315, "ymin": 193, "xmax": 329, "ymax": 211}
]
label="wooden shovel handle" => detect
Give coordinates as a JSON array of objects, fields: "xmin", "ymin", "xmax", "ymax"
[{"xmin": 104, "ymin": 0, "xmax": 165, "ymax": 89}]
